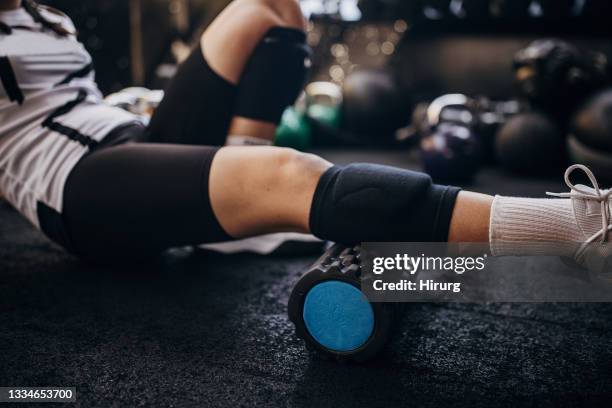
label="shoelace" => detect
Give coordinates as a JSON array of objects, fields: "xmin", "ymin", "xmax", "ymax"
[{"xmin": 547, "ymin": 164, "xmax": 612, "ymax": 259}]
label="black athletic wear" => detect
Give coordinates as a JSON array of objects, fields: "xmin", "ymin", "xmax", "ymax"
[
  {"xmin": 234, "ymin": 27, "xmax": 312, "ymax": 124},
  {"xmin": 62, "ymin": 140, "xmax": 228, "ymax": 262},
  {"xmin": 147, "ymin": 45, "xmax": 236, "ymax": 146},
  {"xmin": 58, "ymin": 46, "xmax": 238, "ymax": 262},
  {"xmin": 309, "ymin": 164, "xmax": 461, "ymax": 244}
]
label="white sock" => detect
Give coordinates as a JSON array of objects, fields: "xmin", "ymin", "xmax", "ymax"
[
  {"xmin": 226, "ymin": 135, "xmax": 273, "ymax": 146},
  {"xmin": 489, "ymin": 196, "xmax": 582, "ymax": 257}
]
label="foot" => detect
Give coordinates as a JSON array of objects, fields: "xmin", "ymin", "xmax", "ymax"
[{"xmin": 547, "ymin": 164, "xmax": 612, "ymax": 280}]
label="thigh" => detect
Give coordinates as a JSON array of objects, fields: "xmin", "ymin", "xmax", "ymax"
[{"xmin": 62, "ymin": 143, "xmax": 230, "ymax": 262}]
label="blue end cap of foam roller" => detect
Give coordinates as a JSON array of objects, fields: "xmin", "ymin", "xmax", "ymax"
[{"xmin": 302, "ymin": 280, "xmax": 375, "ymax": 352}]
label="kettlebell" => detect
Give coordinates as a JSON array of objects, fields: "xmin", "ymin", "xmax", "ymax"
[
  {"xmin": 419, "ymin": 94, "xmax": 483, "ymax": 182},
  {"xmin": 275, "ymin": 82, "xmax": 343, "ymax": 150}
]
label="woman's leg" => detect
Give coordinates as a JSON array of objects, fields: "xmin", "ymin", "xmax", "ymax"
[
  {"xmin": 210, "ymin": 152, "xmax": 606, "ymax": 263},
  {"xmin": 204, "ymin": 0, "xmax": 306, "ymax": 141},
  {"xmin": 63, "ymin": 144, "xmax": 327, "ymax": 262},
  {"xmin": 64, "ymin": 140, "xmax": 606, "ymax": 266},
  {"xmin": 209, "ymin": 148, "xmax": 469, "ymax": 244},
  {"xmin": 63, "ymin": 143, "xmax": 480, "ymax": 262},
  {"xmin": 147, "ymin": 0, "xmax": 308, "ymax": 146}
]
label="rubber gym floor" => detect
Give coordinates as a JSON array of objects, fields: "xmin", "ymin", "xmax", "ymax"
[{"xmin": 1, "ymin": 150, "xmax": 611, "ymax": 407}]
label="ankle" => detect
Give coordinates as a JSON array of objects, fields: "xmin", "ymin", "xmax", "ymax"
[
  {"xmin": 447, "ymin": 191, "xmax": 494, "ymax": 243},
  {"xmin": 489, "ymin": 196, "xmax": 582, "ymax": 257}
]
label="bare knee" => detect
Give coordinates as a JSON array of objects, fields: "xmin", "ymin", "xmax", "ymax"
[
  {"xmin": 206, "ymin": 0, "xmax": 305, "ymax": 43},
  {"xmin": 213, "ymin": 146, "xmax": 329, "ymax": 188},
  {"xmin": 201, "ymin": 0, "xmax": 304, "ymax": 84},
  {"xmin": 274, "ymin": 148, "xmax": 331, "ymax": 190},
  {"xmin": 232, "ymin": 0, "xmax": 305, "ymax": 30},
  {"xmin": 209, "ymin": 146, "xmax": 331, "ymax": 237},
  {"xmin": 203, "ymin": 2, "xmax": 283, "ymax": 48},
  {"xmin": 261, "ymin": 0, "xmax": 306, "ymax": 30},
  {"xmin": 258, "ymin": 147, "xmax": 331, "ymax": 232}
]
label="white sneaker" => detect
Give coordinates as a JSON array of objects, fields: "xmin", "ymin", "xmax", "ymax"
[{"xmin": 547, "ymin": 164, "xmax": 612, "ymax": 281}]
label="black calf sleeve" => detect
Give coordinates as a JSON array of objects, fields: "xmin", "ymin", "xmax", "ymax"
[
  {"xmin": 309, "ymin": 164, "xmax": 461, "ymax": 244},
  {"xmin": 234, "ymin": 27, "xmax": 312, "ymax": 124}
]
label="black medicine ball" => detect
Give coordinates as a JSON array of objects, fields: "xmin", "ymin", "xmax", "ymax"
[
  {"xmin": 568, "ymin": 88, "xmax": 612, "ymax": 181},
  {"xmin": 571, "ymin": 88, "xmax": 612, "ymax": 152},
  {"xmin": 341, "ymin": 70, "xmax": 409, "ymax": 144},
  {"xmin": 496, "ymin": 112, "xmax": 566, "ymax": 175}
]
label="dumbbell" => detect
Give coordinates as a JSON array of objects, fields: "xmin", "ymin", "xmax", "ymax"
[{"xmin": 288, "ymin": 244, "xmax": 395, "ymax": 362}]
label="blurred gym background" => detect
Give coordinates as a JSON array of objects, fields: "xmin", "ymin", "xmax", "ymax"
[
  {"xmin": 44, "ymin": 0, "xmax": 612, "ymax": 182},
  {"xmin": 4, "ymin": 4, "xmax": 612, "ymax": 403},
  {"xmin": 43, "ymin": 0, "xmax": 612, "ymax": 94}
]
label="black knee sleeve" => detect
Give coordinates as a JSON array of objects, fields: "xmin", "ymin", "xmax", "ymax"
[
  {"xmin": 309, "ymin": 164, "xmax": 461, "ymax": 244},
  {"xmin": 234, "ymin": 27, "xmax": 312, "ymax": 124},
  {"xmin": 148, "ymin": 47, "xmax": 237, "ymax": 146}
]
